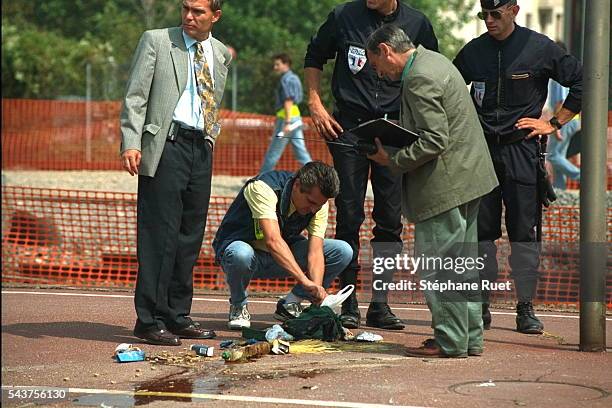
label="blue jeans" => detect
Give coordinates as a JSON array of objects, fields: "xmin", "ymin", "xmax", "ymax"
[
  {"xmin": 220, "ymin": 239, "xmax": 353, "ymax": 306},
  {"xmin": 547, "ymin": 119, "xmax": 581, "ymax": 189},
  {"xmin": 260, "ymin": 117, "xmax": 312, "ymax": 173}
]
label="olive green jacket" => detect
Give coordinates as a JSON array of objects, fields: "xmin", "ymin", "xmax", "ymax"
[{"xmin": 387, "ymin": 46, "xmax": 498, "ymax": 223}]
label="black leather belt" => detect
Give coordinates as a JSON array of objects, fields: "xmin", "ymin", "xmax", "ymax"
[
  {"xmin": 167, "ymin": 121, "xmax": 204, "ymax": 141},
  {"xmin": 177, "ymin": 125, "xmax": 204, "ymax": 139}
]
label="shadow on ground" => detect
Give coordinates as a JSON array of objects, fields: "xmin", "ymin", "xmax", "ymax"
[{"xmin": 2, "ymin": 321, "xmax": 134, "ymax": 343}]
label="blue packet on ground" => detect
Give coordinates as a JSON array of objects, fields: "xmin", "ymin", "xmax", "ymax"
[
  {"xmin": 114, "ymin": 343, "xmax": 145, "ymax": 362},
  {"xmin": 115, "ymin": 349, "xmax": 145, "ymax": 362}
]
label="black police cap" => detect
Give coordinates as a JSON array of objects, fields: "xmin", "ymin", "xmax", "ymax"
[{"xmin": 480, "ymin": 0, "xmax": 512, "ymax": 9}]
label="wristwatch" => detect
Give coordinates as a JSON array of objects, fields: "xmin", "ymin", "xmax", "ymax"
[{"xmin": 549, "ymin": 116, "xmax": 563, "ymax": 130}]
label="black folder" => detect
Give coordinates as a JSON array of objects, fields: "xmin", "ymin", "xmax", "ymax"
[{"xmin": 348, "ymin": 118, "xmax": 419, "ymax": 148}]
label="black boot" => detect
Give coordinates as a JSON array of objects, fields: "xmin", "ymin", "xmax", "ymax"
[
  {"xmin": 516, "ymin": 302, "xmax": 544, "ymax": 334},
  {"xmin": 482, "ymin": 303, "xmax": 492, "ymax": 330},
  {"xmin": 340, "ymin": 292, "xmax": 360, "ymax": 329},
  {"xmin": 366, "ymin": 302, "xmax": 405, "ymax": 330}
]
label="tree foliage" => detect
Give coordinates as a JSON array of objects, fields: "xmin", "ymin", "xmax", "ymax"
[{"xmin": 2, "ymin": 0, "xmax": 475, "ymax": 113}]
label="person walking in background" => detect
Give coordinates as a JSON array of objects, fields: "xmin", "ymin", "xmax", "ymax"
[
  {"xmin": 260, "ymin": 53, "xmax": 312, "ymax": 173},
  {"xmin": 546, "ymin": 42, "xmax": 581, "ymax": 190},
  {"xmin": 304, "ymin": 0, "xmax": 438, "ymax": 330},
  {"xmin": 453, "ymin": 0, "xmax": 582, "ymax": 334},
  {"xmin": 366, "ymin": 25, "xmax": 498, "ymax": 357},
  {"xmin": 120, "ymin": 0, "xmax": 232, "ymax": 346}
]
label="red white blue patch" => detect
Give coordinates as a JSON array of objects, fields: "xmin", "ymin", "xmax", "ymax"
[{"xmin": 348, "ymin": 45, "xmax": 367, "ymax": 75}]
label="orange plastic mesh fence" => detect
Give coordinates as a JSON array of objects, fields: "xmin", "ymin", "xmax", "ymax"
[
  {"xmin": 2, "ymin": 99, "xmax": 331, "ymax": 175},
  {"xmin": 3, "ymin": 98, "xmax": 612, "ymax": 191},
  {"xmin": 2, "ymin": 186, "xmax": 610, "ymax": 307}
]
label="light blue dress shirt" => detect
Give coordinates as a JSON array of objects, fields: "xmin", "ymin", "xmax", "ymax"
[{"xmin": 172, "ymin": 31, "xmax": 215, "ymax": 130}]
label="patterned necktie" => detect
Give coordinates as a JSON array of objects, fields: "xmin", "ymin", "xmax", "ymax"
[{"xmin": 194, "ymin": 42, "xmax": 217, "ymax": 136}]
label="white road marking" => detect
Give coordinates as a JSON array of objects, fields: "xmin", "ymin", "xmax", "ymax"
[
  {"xmin": 2, "ymin": 290, "xmax": 610, "ymax": 321},
  {"xmin": 1, "ymin": 385, "xmax": 427, "ymax": 408}
]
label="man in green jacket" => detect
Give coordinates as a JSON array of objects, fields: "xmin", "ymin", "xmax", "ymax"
[{"xmin": 365, "ymin": 25, "xmax": 498, "ymax": 358}]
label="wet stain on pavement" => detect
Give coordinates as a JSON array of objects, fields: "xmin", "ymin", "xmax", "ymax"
[
  {"xmin": 74, "ymin": 369, "xmax": 227, "ymax": 406},
  {"xmin": 133, "ymin": 372, "xmax": 225, "ymax": 404},
  {"xmin": 224, "ymin": 366, "xmax": 339, "ymax": 381},
  {"xmin": 73, "ymin": 366, "xmax": 337, "ymax": 407},
  {"xmin": 72, "ymin": 341, "xmax": 405, "ymax": 406}
]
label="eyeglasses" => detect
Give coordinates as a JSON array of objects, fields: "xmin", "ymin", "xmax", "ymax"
[{"xmin": 477, "ymin": 9, "xmax": 507, "ymax": 20}]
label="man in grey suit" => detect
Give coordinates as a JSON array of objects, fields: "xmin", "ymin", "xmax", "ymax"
[
  {"xmin": 120, "ymin": 0, "xmax": 232, "ymax": 346},
  {"xmin": 366, "ymin": 25, "xmax": 498, "ymax": 357}
]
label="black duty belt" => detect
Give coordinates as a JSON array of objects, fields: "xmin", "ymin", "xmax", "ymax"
[{"xmin": 485, "ymin": 130, "xmax": 529, "ymax": 145}]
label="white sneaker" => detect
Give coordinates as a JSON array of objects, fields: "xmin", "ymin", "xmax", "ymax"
[{"xmin": 228, "ymin": 304, "xmax": 251, "ymax": 330}]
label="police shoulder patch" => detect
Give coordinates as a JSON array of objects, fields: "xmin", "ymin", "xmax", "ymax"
[
  {"xmin": 347, "ymin": 45, "xmax": 367, "ymax": 75},
  {"xmin": 472, "ymin": 81, "xmax": 486, "ymax": 108}
]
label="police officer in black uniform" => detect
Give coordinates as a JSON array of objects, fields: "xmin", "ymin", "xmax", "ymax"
[
  {"xmin": 453, "ymin": 0, "xmax": 582, "ymax": 334},
  {"xmin": 304, "ymin": 0, "xmax": 438, "ymax": 329}
]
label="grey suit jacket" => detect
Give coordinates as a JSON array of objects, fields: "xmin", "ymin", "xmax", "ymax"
[{"xmin": 120, "ymin": 27, "xmax": 232, "ymax": 177}]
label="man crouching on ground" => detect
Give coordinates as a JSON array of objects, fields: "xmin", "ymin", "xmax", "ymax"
[{"xmin": 212, "ymin": 161, "xmax": 353, "ymax": 329}]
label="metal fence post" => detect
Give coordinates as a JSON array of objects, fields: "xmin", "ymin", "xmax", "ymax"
[{"xmin": 579, "ymin": 0, "xmax": 609, "ymax": 352}]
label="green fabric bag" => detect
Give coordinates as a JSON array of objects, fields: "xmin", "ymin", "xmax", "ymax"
[
  {"xmin": 241, "ymin": 327, "xmax": 267, "ymax": 341},
  {"xmin": 282, "ymin": 305, "xmax": 344, "ymax": 341}
]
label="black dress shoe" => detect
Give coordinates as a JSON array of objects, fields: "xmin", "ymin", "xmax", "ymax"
[
  {"xmin": 339, "ymin": 292, "xmax": 360, "ymax": 329},
  {"xmin": 366, "ymin": 302, "xmax": 405, "ymax": 330},
  {"xmin": 170, "ymin": 324, "xmax": 216, "ymax": 339},
  {"xmin": 134, "ymin": 328, "xmax": 181, "ymax": 346}
]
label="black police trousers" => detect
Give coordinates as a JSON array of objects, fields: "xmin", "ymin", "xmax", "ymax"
[
  {"xmin": 478, "ymin": 138, "xmax": 540, "ymax": 303},
  {"xmin": 329, "ymin": 111, "xmax": 403, "ymax": 303}
]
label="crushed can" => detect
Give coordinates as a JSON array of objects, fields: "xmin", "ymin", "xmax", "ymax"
[{"xmin": 190, "ymin": 344, "xmax": 214, "ymax": 357}]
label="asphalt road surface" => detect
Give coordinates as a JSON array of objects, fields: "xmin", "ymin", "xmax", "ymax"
[{"xmin": 2, "ymin": 288, "xmax": 611, "ymax": 408}]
